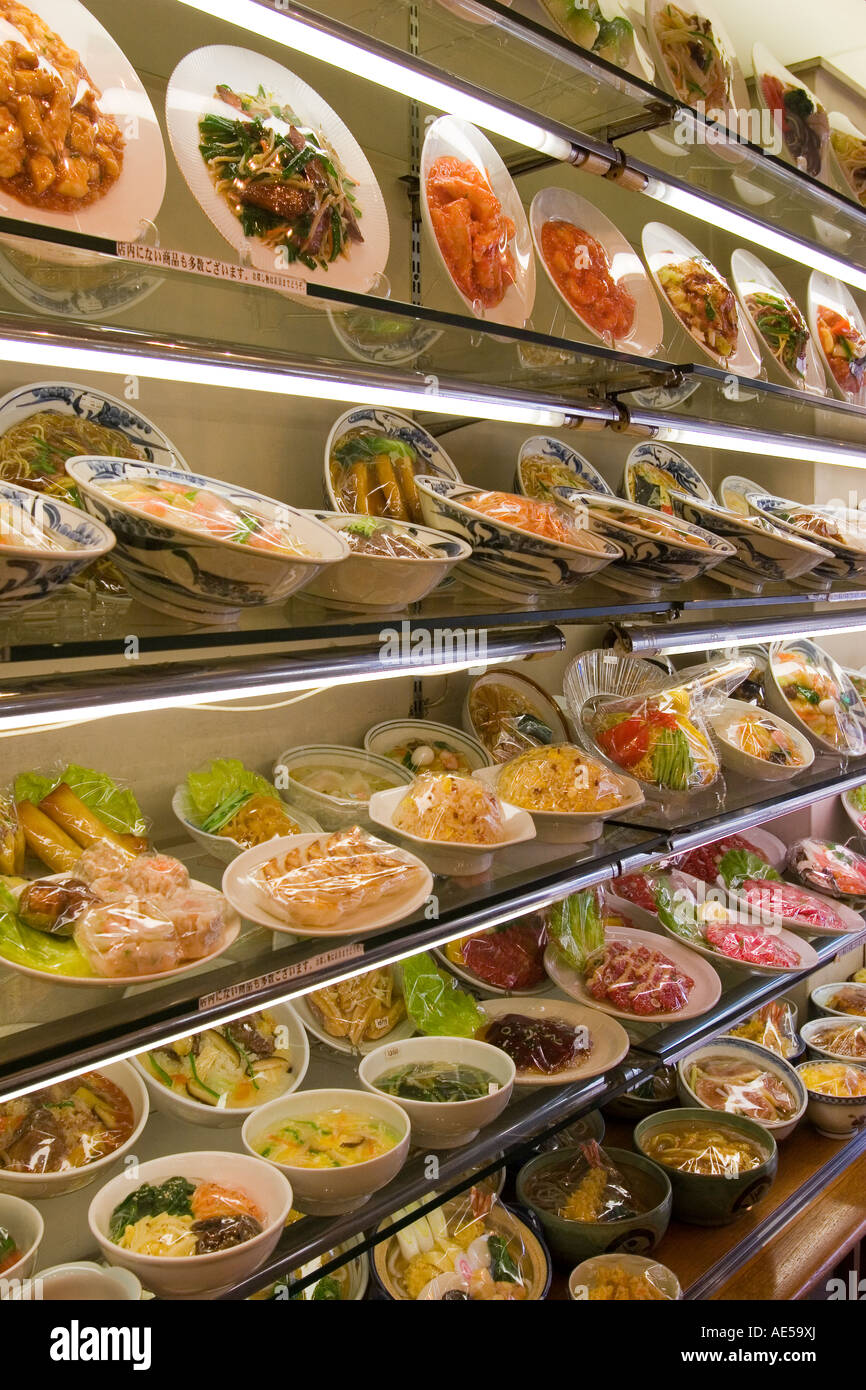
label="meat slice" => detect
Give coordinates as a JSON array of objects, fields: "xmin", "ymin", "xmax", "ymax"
[{"xmin": 237, "ymin": 181, "xmax": 314, "ymax": 220}]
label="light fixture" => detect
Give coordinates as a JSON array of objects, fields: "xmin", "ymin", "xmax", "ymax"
[
  {"xmin": 0, "ymin": 333, "xmax": 565, "ymax": 428},
  {"xmin": 177, "ymin": 0, "xmax": 573, "ymax": 160},
  {"xmin": 615, "ymin": 612, "xmax": 866, "ymax": 656},
  {"xmin": 643, "ymin": 175, "xmax": 866, "ymax": 296},
  {"xmin": 0, "ymin": 627, "xmax": 565, "ymax": 733},
  {"xmin": 632, "ymin": 418, "xmax": 866, "ymax": 472}
]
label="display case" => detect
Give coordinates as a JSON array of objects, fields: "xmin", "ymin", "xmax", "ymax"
[{"xmin": 0, "ymin": 0, "xmax": 864, "ymax": 1311}]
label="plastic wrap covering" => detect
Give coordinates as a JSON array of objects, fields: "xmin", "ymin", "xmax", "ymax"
[
  {"xmin": 382, "ymin": 1187, "xmax": 534, "ymax": 1300},
  {"xmin": 478, "ymin": 1012, "xmax": 591, "ymax": 1076},
  {"xmin": 246, "ymin": 827, "xmax": 427, "ymax": 929},
  {"xmin": 727, "ymin": 1001, "xmax": 800, "ymax": 1058},
  {"xmin": 522, "ymin": 1141, "xmax": 645, "ymax": 1224},
  {"xmin": 653, "ymin": 872, "xmax": 802, "ymax": 970},
  {"xmin": 724, "ymin": 709, "xmax": 808, "ymax": 768},
  {"xmin": 771, "ymin": 643, "xmax": 864, "ymax": 752},
  {"xmin": 186, "ymin": 758, "xmax": 302, "ymax": 846},
  {"xmin": 806, "ymin": 1018, "xmax": 866, "ymax": 1060},
  {"xmin": 0, "ymin": 792, "xmax": 25, "ymax": 876},
  {"xmin": 581, "ymin": 687, "xmax": 720, "ymax": 795},
  {"xmin": 467, "ymin": 680, "xmax": 557, "ymax": 762},
  {"xmin": 683, "ymin": 1054, "xmax": 799, "ymax": 1123},
  {"xmin": 444, "ymin": 913, "xmax": 548, "ymax": 991},
  {"xmin": 109, "ymin": 1177, "xmax": 264, "ymax": 1257},
  {"xmin": 392, "ymin": 773, "xmax": 506, "ymax": 844},
  {"xmin": 642, "ymin": 1117, "xmax": 770, "ymax": 1177},
  {"xmin": 328, "ymin": 430, "xmax": 426, "ymax": 523},
  {"xmin": 308, "ymin": 970, "xmax": 405, "ymax": 1047},
  {"xmin": 786, "ymin": 837, "xmax": 866, "ymax": 900},
  {"xmin": 461, "ymin": 489, "xmax": 605, "ymax": 548},
  {"xmin": 13, "ymin": 763, "xmax": 149, "ymax": 874},
  {"xmin": 340, "ymin": 517, "xmax": 435, "ymax": 558},
  {"xmin": 16, "ymin": 876, "xmax": 97, "ymax": 937},
  {"xmin": 575, "ymin": 1259, "xmax": 676, "ymax": 1301},
  {"xmin": 142, "ymin": 1015, "xmax": 294, "ymax": 1109},
  {"xmin": 819, "ymin": 984, "xmax": 866, "ymax": 1017},
  {"xmin": 495, "ymin": 744, "xmax": 627, "ymax": 813},
  {"xmin": 402, "ymin": 952, "xmax": 485, "ymax": 1038},
  {"xmin": 735, "ymin": 878, "xmax": 850, "ymax": 934},
  {"xmin": 674, "ymin": 835, "xmax": 774, "ymax": 887},
  {"xmin": 0, "ymin": 1073, "xmax": 135, "ymax": 1174},
  {"xmin": 799, "ymin": 1062, "xmax": 866, "ymax": 1097},
  {"xmin": 101, "ymin": 476, "xmax": 308, "ymax": 555}
]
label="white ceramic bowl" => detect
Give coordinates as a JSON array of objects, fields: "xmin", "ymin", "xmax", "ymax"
[
  {"xmin": 810, "ymin": 981, "xmax": 866, "ymax": 1019},
  {"xmin": 415, "ymin": 475, "xmax": 622, "ymax": 601},
  {"xmin": 88, "ymin": 1150, "xmax": 292, "ymax": 1299},
  {"xmin": 273, "ymin": 744, "xmax": 413, "ymax": 832},
  {"xmin": 765, "ymin": 639, "xmax": 866, "ymax": 756},
  {"xmin": 0, "ymin": 482, "xmax": 116, "ymax": 613},
  {"xmin": 563, "ymin": 489, "xmax": 735, "ymax": 598},
  {"xmin": 358, "ymin": 1035, "xmax": 515, "ymax": 1149},
  {"xmin": 623, "ymin": 441, "xmax": 714, "ymax": 510},
  {"xmin": 132, "ymin": 1003, "xmax": 310, "ymax": 1129},
  {"xmin": 68, "ymin": 456, "xmax": 349, "ymax": 624},
  {"xmin": 464, "ymin": 668, "xmax": 571, "ymax": 763},
  {"xmin": 171, "ymin": 783, "xmax": 321, "ymax": 864},
  {"xmin": 324, "ymin": 406, "xmax": 461, "ymax": 515},
  {"xmin": 796, "ymin": 1060, "xmax": 866, "ymax": 1137},
  {"xmin": 364, "ymin": 719, "xmax": 493, "ymax": 773},
  {"xmin": 569, "ymin": 1253, "xmax": 681, "ymax": 1301},
  {"xmin": 0, "ymin": 1195, "xmax": 43, "ymax": 1288},
  {"xmin": 0, "ymin": 1061, "xmax": 149, "ymax": 1199},
  {"xmin": 515, "ymin": 434, "xmax": 612, "ymax": 501},
  {"xmin": 748, "ymin": 494, "xmax": 866, "ymax": 584},
  {"xmin": 670, "ymin": 491, "xmax": 831, "ymax": 593},
  {"xmin": 676, "ymin": 1038, "xmax": 807, "ymax": 1141},
  {"xmin": 707, "ymin": 699, "xmax": 815, "ymax": 782},
  {"xmin": 368, "ymin": 780, "xmax": 536, "ymax": 876},
  {"xmin": 472, "ymin": 754, "xmax": 644, "ymax": 844},
  {"xmin": 301, "ymin": 511, "xmax": 471, "ymax": 609},
  {"xmin": 800, "ymin": 1017, "xmax": 866, "ymax": 1064},
  {"xmin": 242, "ymin": 1087, "xmax": 410, "ymax": 1215},
  {"xmin": 26, "ymin": 1261, "xmax": 142, "ymax": 1300}
]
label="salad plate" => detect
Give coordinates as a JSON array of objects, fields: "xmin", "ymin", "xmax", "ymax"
[
  {"xmin": 530, "ymin": 186, "xmax": 662, "ymax": 356},
  {"xmin": 753, "ymin": 44, "xmax": 830, "ymax": 183},
  {"xmin": 0, "ymin": 0, "xmax": 166, "ymax": 242},
  {"xmin": 166, "ymin": 45, "xmax": 389, "ymax": 292},
  {"xmin": 544, "ymin": 924, "xmax": 722, "ymax": 1023},
  {"xmin": 653, "ymin": 872, "xmax": 821, "ymax": 976},
  {"xmin": 806, "ymin": 270, "xmax": 866, "ymax": 406},
  {"xmin": 420, "ymin": 115, "xmax": 535, "ymax": 328},
  {"xmin": 641, "ymin": 223, "xmax": 762, "ymax": 377},
  {"xmin": 730, "ymin": 249, "xmax": 825, "ymax": 394},
  {"xmin": 828, "ymin": 111, "xmax": 866, "ymax": 209},
  {"xmin": 516, "ymin": 435, "xmax": 612, "ymax": 501}
]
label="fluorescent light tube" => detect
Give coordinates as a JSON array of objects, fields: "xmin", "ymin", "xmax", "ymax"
[
  {"xmin": 645, "ymin": 177, "xmax": 866, "ymax": 295},
  {"xmin": 650, "ymin": 423, "xmax": 866, "ymax": 471},
  {"xmin": 177, "ymin": 0, "xmax": 573, "ymax": 160},
  {"xmin": 0, "ymin": 336, "xmax": 564, "ymax": 428},
  {"xmin": 620, "ymin": 616, "xmax": 866, "ymax": 655}
]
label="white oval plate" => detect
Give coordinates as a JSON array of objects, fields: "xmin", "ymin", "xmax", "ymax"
[
  {"xmin": 544, "ymin": 925, "xmax": 722, "ymax": 1023},
  {"xmin": 728, "ymin": 881, "xmax": 864, "ymax": 941},
  {"xmin": 644, "ymin": 0, "xmax": 749, "ymax": 140},
  {"xmin": 0, "ymin": 381, "xmax": 190, "ymax": 473},
  {"xmin": 222, "ymin": 832, "xmax": 433, "ymax": 938},
  {"xmin": 0, "ymin": 0, "xmax": 165, "ymax": 241},
  {"xmin": 166, "ymin": 45, "xmax": 389, "ymax": 293},
  {"xmin": 420, "ymin": 114, "xmax": 535, "ymax": 328},
  {"xmin": 4, "ymin": 878, "xmax": 239, "ymax": 988},
  {"xmin": 730, "ymin": 249, "xmax": 825, "ymax": 394},
  {"xmin": 828, "ymin": 111, "xmax": 866, "ymax": 209},
  {"xmin": 642, "ymin": 222, "xmax": 762, "ymax": 377},
  {"xmin": 530, "ymin": 187, "xmax": 662, "ymax": 356},
  {"xmin": 752, "ymin": 43, "xmax": 831, "ymax": 184},
  {"xmin": 807, "ymin": 269, "xmax": 866, "ymax": 407},
  {"xmin": 652, "ymin": 875, "xmax": 821, "ymax": 976},
  {"xmin": 478, "ymin": 995, "xmax": 630, "ymax": 1085}
]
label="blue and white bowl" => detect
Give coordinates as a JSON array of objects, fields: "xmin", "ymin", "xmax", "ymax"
[
  {"xmin": 415, "ymin": 476, "xmax": 621, "ymax": 600},
  {"xmin": 623, "ymin": 441, "xmax": 714, "ymax": 509},
  {"xmin": 0, "ymin": 380, "xmax": 189, "ymax": 470},
  {"xmin": 557, "ymin": 489, "xmax": 735, "ymax": 598},
  {"xmin": 515, "ymin": 434, "xmax": 613, "ymax": 501},
  {"xmin": 796, "ymin": 1059, "xmax": 866, "ymax": 1137},
  {"xmin": 671, "ymin": 493, "xmax": 831, "ymax": 592},
  {"xmin": 0, "ymin": 482, "xmax": 115, "ymax": 613},
  {"xmin": 748, "ymin": 494, "xmax": 866, "ymax": 583},
  {"xmin": 324, "ymin": 407, "xmax": 461, "ymax": 516},
  {"xmin": 677, "ymin": 1037, "xmax": 807, "ymax": 1141},
  {"xmin": 67, "ymin": 457, "xmax": 349, "ymax": 624}
]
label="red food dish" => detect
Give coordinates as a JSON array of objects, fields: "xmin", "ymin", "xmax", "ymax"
[
  {"xmin": 427, "ymin": 156, "xmax": 516, "ymax": 310},
  {"xmin": 540, "ymin": 220, "xmax": 635, "ymax": 341},
  {"xmin": 675, "ymin": 834, "xmax": 764, "ymax": 885},
  {"xmin": 704, "ymin": 921, "xmax": 800, "ymax": 969},
  {"xmin": 610, "ymin": 873, "xmax": 658, "ymax": 913},
  {"xmin": 738, "ymin": 879, "xmax": 850, "ymax": 934},
  {"xmin": 457, "ymin": 915, "xmax": 548, "ymax": 991},
  {"xmin": 585, "ymin": 940, "xmax": 693, "ymax": 1015}
]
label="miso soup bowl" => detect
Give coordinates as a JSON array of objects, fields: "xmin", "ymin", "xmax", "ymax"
[{"xmin": 242, "ymin": 1087, "xmax": 410, "ymax": 1215}]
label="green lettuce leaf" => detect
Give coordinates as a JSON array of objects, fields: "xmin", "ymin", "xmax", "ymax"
[
  {"xmin": 653, "ymin": 874, "xmax": 706, "ymax": 944},
  {"xmin": 719, "ymin": 849, "xmax": 781, "ymax": 892},
  {"xmin": 548, "ymin": 888, "xmax": 604, "ymax": 972},
  {"xmin": 849, "ymin": 784, "xmax": 866, "ymax": 813},
  {"xmin": 185, "ymin": 759, "xmax": 279, "ymax": 828},
  {"xmin": 13, "ymin": 764, "xmax": 146, "ymax": 837},
  {"xmin": 401, "ymin": 951, "xmax": 485, "ymax": 1038}
]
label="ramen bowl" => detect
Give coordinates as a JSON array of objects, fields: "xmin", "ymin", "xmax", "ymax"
[
  {"xmin": 676, "ymin": 1038, "xmax": 807, "ymax": 1141},
  {"xmin": 89, "ymin": 1150, "xmax": 292, "ymax": 1299},
  {"xmin": 242, "ymin": 1087, "xmax": 410, "ymax": 1215},
  {"xmin": 301, "ymin": 511, "xmax": 471, "ymax": 610},
  {"xmin": 0, "ymin": 1061, "xmax": 149, "ymax": 1200},
  {"xmin": 634, "ymin": 1108, "xmax": 777, "ymax": 1226},
  {"xmin": 516, "ymin": 1146, "xmax": 672, "ymax": 1264},
  {"xmin": 358, "ymin": 1035, "xmax": 515, "ymax": 1149},
  {"xmin": 68, "ymin": 457, "xmax": 349, "ymax": 624},
  {"xmin": 0, "ymin": 480, "xmax": 116, "ymax": 614}
]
